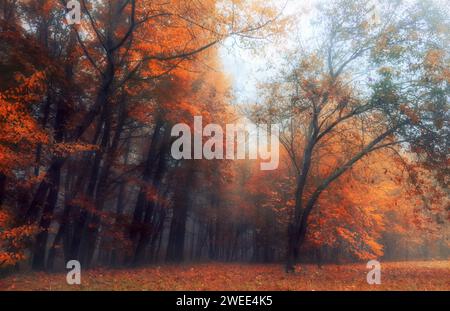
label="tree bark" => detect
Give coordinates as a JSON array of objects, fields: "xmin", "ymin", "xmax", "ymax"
[
  {"xmin": 133, "ymin": 135, "xmax": 169, "ymax": 265},
  {"xmin": 31, "ymin": 159, "xmax": 63, "ymax": 270},
  {"xmin": 0, "ymin": 173, "xmax": 5, "ymax": 207},
  {"xmin": 166, "ymin": 163, "xmax": 195, "ymax": 262}
]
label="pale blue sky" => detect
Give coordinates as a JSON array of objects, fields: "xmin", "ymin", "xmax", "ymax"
[
  {"xmin": 218, "ymin": 0, "xmax": 448, "ymax": 104},
  {"xmin": 218, "ymin": 0, "xmax": 318, "ymax": 104}
]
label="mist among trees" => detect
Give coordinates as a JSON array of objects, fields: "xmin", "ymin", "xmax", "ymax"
[{"xmin": 0, "ymin": 0, "xmax": 448, "ymax": 280}]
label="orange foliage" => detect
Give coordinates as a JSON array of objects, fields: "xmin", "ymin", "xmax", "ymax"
[
  {"xmin": 0, "ymin": 209, "xmax": 37, "ymax": 267},
  {"xmin": 1, "ymin": 262, "xmax": 449, "ymax": 290}
]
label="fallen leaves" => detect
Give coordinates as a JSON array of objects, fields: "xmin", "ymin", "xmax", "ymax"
[{"xmin": 0, "ymin": 261, "xmax": 449, "ymax": 291}]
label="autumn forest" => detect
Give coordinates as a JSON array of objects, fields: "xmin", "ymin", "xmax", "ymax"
[{"xmin": 0, "ymin": 0, "xmax": 449, "ymax": 291}]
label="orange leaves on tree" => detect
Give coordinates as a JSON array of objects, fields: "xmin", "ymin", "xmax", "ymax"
[
  {"xmin": 0, "ymin": 209, "xmax": 38, "ymax": 267},
  {"xmin": 0, "ymin": 70, "xmax": 48, "ymax": 175}
]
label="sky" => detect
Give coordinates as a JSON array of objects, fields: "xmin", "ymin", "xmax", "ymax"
[
  {"xmin": 217, "ymin": 0, "xmax": 448, "ymax": 105},
  {"xmin": 218, "ymin": 0, "xmax": 318, "ymax": 105}
]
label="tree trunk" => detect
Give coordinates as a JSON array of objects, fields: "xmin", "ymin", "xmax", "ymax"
[
  {"xmin": 133, "ymin": 142, "xmax": 168, "ymax": 265},
  {"xmin": 31, "ymin": 159, "xmax": 63, "ymax": 270},
  {"xmin": 166, "ymin": 163, "xmax": 195, "ymax": 262},
  {"xmin": 130, "ymin": 120, "xmax": 163, "ymax": 245},
  {"xmin": 0, "ymin": 173, "xmax": 5, "ymax": 206}
]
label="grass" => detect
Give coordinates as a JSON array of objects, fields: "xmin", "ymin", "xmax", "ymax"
[{"xmin": 0, "ymin": 260, "xmax": 449, "ymax": 291}]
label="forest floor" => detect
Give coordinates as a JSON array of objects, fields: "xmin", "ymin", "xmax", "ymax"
[{"xmin": 0, "ymin": 260, "xmax": 449, "ymax": 291}]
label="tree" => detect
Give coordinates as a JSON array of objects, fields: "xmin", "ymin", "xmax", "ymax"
[
  {"xmin": 0, "ymin": 0, "xmax": 284, "ymax": 270},
  {"xmin": 250, "ymin": 0, "xmax": 449, "ymax": 272}
]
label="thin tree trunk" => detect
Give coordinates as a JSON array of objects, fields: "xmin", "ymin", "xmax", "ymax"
[
  {"xmin": 31, "ymin": 159, "xmax": 63, "ymax": 270},
  {"xmin": 0, "ymin": 173, "xmax": 5, "ymax": 206}
]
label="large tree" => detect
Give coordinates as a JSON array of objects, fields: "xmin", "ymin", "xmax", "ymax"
[{"xmin": 250, "ymin": 0, "xmax": 449, "ymax": 272}]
